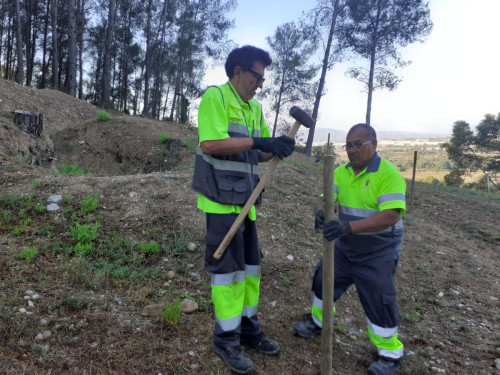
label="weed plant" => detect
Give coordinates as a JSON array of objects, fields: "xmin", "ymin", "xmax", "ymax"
[
  {"xmin": 34, "ymin": 204, "xmax": 47, "ymax": 213},
  {"xmin": 70, "ymin": 221, "xmax": 101, "ymax": 244},
  {"xmin": 19, "ymin": 247, "xmax": 39, "ymax": 259},
  {"xmin": 163, "ymin": 298, "xmax": 181, "ymax": 325},
  {"xmin": 141, "ymin": 241, "xmax": 159, "ymax": 254},
  {"xmin": 159, "ymin": 133, "xmax": 170, "ymax": 143},
  {"xmin": 81, "ymin": 196, "xmax": 99, "ymax": 214},
  {"xmin": 33, "ymin": 180, "xmax": 41, "ymax": 188}
]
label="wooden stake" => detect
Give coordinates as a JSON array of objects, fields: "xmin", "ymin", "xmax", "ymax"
[{"xmin": 321, "ymin": 136, "xmax": 335, "ymax": 375}]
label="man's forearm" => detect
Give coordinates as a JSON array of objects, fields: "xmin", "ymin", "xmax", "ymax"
[
  {"xmin": 349, "ymin": 209, "xmax": 401, "ymax": 234},
  {"xmin": 201, "ymin": 138, "xmax": 253, "ymax": 156}
]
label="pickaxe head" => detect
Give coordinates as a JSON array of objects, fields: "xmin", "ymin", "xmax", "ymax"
[{"xmin": 289, "ymin": 106, "xmax": 315, "ymax": 129}]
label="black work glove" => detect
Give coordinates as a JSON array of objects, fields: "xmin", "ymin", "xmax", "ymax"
[
  {"xmin": 252, "ymin": 135, "xmax": 295, "ymax": 159},
  {"xmin": 323, "ymin": 220, "xmax": 351, "ymax": 241},
  {"xmin": 314, "ymin": 209, "xmax": 324, "ymax": 233}
]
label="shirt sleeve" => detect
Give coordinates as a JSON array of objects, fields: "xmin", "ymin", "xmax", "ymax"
[
  {"xmin": 377, "ymin": 164, "xmax": 406, "ymax": 215},
  {"xmin": 198, "ymin": 87, "xmax": 229, "ymax": 144}
]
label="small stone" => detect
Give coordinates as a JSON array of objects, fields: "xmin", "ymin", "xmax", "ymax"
[
  {"xmin": 28, "ymin": 301, "xmax": 34, "ymax": 307},
  {"xmin": 42, "ymin": 330, "xmax": 51, "ymax": 338},
  {"xmin": 24, "ymin": 296, "xmax": 31, "ymax": 300},
  {"xmin": 437, "ymin": 292, "xmax": 444, "ymax": 297},
  {"xmin": 167, "ymin": 271, "xmax": 175, "ymax": 279},
  {"xmin": 141, "ymin": 303, "xmax": 166, "ymax": 318},
  {"xmin": 25, "ymin": 290, "xmax": 34, "ymax": 295},
  {"xmin": 48, "ymin": 195, "xmax": 62, "ymax": 203},
  {"xmin": 286, "ymin": 255, "xmax": 294, "ymax": 261},
  {"xmin": 188, "ymin": 350, "xmax": 195, "ymax": 356},
  {"xmin": 40, "ymin": 319, "xmax": 49, "ymax": 326},
  {"xmin": 47, "ymin": 203, "xmax": 60, "ymax": 211},
  {"xmin": 180, "ymin": 299, "xmax": 198, "ymax": 314},
  {"xmin": 78, "ymin": 140, "xmax": 85, "ymax": 145},
  {"xmin": 495, "ymin": 358, "xmax": 500, "ymax": 370},
  {"xmin": 19, "ymin": 308, "xmax": 27, "ymax": 313},
  {"xmin": 187, "ymin": 242, "xmax": 197, "ymax": 251},
  {"xmin": 490, "ymin": 296, "xmax": 498, "ymax": 301},
  {"xmin": 35, "ymin": 333, "xmax": 44, "ymax": 341},
  {"xmin": 32, "ymin": 294, "xmax": 41, "ymax": 300},
  {"xmin": 191, "ymin": 364, "xmax": 199, "ymax": 370}
]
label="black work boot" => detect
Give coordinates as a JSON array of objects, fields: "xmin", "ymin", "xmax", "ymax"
[
  {"xmin": 212, "ymin": 342, "xmax": 254, "ymax": 374},
  {"xmin": 294, "ymin": 316, "xmax": 322, "ymax": 338},
  {"xmin": 241, "ymin": 332, "xmax": 280, "ymax": 355},
  {"xmin": 367, "ymin": 357, "xmax": 401, "ymax": 375}
]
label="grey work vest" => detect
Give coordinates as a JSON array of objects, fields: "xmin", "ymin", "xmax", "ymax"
[{"xmin": 192, "ymin": 84, "xmax": 264, "ymax": 206}]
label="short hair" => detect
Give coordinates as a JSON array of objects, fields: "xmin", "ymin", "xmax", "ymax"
[
  {"xmin": 224, "ymin": 45, "xmax": 272, "ymax": 79},
  {"xmin": 348, "ymin": 123, "xmax": 377, "ymax": 140}
]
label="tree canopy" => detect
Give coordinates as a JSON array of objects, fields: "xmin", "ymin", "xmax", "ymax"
[{"xmin": 442, "ymin": 113, "xmax": 500, "ymax": 190}]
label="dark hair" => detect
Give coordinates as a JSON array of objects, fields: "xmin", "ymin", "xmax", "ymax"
[
  {"xmin": 348, "ymin": 123, "xmax": 377, "ymax": 140},
  {"xmin": 224, "ymin": 45, "xmax": 272, "ymax": 78}
]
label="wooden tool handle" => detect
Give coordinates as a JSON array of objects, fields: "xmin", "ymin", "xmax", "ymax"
[{"xmin": 213, "ymin": 120, "xmax": 302, "ymax": 260}]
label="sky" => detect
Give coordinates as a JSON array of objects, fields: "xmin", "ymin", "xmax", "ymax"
[{"xmin": 202, "ymin": 0, "xmax": 500, "ymax": 136}]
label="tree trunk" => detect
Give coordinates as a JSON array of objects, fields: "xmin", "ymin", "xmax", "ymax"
[
  {"xmin": 77, "ymin": 0, "xmax": 85, "ymax": 99},
  {"xmin": 51, "ymin": 0, "xmax": 59, "ymax": 89},
  {"xmin": 15, "ymin": 0, "xmax": 24, "ymax": 84},
  {"xmin": 142, "ymin": 0, "xmax": 153, "ymax": 116},
  {"xmin": 305, "ymin": 0, "xmax": 341, "ymax": 155},
  {"xmin": 365, "ymin": 1, "xmax": 382, "ymax": 125},
  {"xmin": 66, "ymin": 0, "xmax": 77, "ymax": 96},
  {"xmin": 5, "ymin": 16, "xmax": 12, "ymax": 80},
  {"xmin": 40, "ymin": 0, "xmax": 50, "ymax": 89},
  {"xmin": 102, "ymin": 0, "xmax": 115, "ymax": 107}
]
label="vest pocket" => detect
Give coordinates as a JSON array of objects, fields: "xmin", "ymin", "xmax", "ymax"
[{"xmin": 218, "ymin": 176, "xmax": 247, "ymax": 205}]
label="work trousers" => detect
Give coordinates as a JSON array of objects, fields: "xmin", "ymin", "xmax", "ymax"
[
  {"xmin": 311, "ymin": 247, "xmax": 404, "ymax": 360},
  {"xmin": 204, "ymin": 213, "xmax": 262, "ymax": 347}
]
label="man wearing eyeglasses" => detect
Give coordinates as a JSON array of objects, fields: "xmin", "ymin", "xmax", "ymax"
[
  {"xmin": 192, "ymin": 45, "xmax": 295, "ymax": 374},
  {"xmin": 294, "ymin": 123, "xmax": 406, "ymax": 375}
]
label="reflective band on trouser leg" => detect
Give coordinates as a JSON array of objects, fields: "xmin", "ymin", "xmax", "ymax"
[
  {"xmin": 367, "ymin": 321, "xmax": 404, "ymax": 360},
  {"xmin": 242, "ymin": 264, "xmax": 261, "ymax": 317},
  {"xmin": 211, "ymin": 272, "xmax": 245, "ymax": 331},
  {"xmin": 311, "ymin": 295, "xmax": 336, "ymax": 328}
]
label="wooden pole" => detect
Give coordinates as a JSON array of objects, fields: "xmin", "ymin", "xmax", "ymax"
[
  {"xmin": 321, "ymin": 135, "xmax": 335, "ymax": 375},
  {"xmin": 410, "ymin": 151, "xmax": 418, "ymax": 206}
]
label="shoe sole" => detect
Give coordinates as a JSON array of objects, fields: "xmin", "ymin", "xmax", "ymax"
[{"xmin": 212, "ymin": 343, "xmax": 255, "ymax": 374}]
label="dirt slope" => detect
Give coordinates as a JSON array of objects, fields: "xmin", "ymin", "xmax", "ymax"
[{"xmin": 0, "ymin": 80, "xmax": 499, "ymax": 375}]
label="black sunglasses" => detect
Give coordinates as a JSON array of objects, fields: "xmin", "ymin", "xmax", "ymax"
[{"xmin": 244, "ymin": 68, "xmax": 265, "ymax": 83}]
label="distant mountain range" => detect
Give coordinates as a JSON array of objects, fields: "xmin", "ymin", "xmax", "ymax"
[{"xmin": 297, "ymin": 128, "xmax": 450, "ymax": 143}]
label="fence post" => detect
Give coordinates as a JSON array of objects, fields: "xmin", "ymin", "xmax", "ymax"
[{"xmin": 410, "ymin": 151, "xmax": 418, "ymax": 206}]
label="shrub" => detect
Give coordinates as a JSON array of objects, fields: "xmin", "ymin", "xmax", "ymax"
[
  {"xmin": 96, "ymin": 110, "xmax": 110, "ymax": 122},
  {"xmin": 444, "ymin": 169, "xmax": 464, "ymax": 187},
  {"xmin": 33, "ymin": 180, "xmax": 41, "ymax": 188},
  {"xmin": 141, "ymin": 241, "xmax": 159, "ymax": 254},
  {"xmin": 19, "ymin": 247, "xmax": 39, "ymax": 259},
  {"xmin": 60, "ymin": 161, "xmax": 85, "ymax": 175}
]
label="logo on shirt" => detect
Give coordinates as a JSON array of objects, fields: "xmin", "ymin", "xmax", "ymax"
[{"xmin": 363, "ymin": 179, "xmax": 370, "ymax": 188}]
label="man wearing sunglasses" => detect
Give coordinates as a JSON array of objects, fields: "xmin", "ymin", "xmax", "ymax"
[
  {"xmin": 294, "ymin": 123, "xmax": 406, "ymax": 375},
  {"xmin": 192, "ymin": 45, "xmax": 295, "ymax": 374}
]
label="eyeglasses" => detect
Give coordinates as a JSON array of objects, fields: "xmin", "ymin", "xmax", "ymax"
[
  {"xmin": 245, "ymin": 68, "xmax": 265, "ymax": 83},
  {"xmin": 343, "ymin": 140, "xmax": 373, "ymax": 151}
]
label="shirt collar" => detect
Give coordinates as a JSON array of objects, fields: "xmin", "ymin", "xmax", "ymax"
[{"xmin": 345, "ymin": 152, "xmax": 381, "ymax": 173}]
